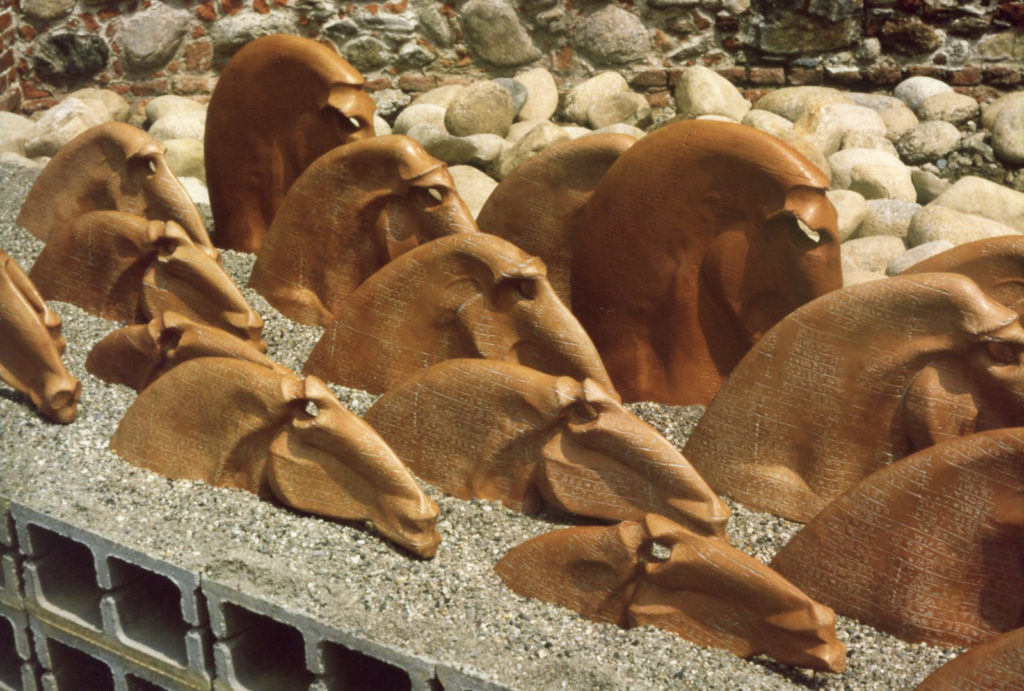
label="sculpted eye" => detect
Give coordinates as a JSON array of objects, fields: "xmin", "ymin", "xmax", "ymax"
[
  {"xmin": 796, "ymin": 217, "xmax": 820, "ymax": 243},
  {"xmin": 987, "ymin": 341, "xmax": 1017, "ymax": 365},
  {"xmin": 514, "ymin": 277, "xmax": 536, "ymax": 300},
  {"xmin": 155, "ymin": 238, "xmax": 178, "ymax": 257},
  {"xmin": 648, "ymin": 540, "xmax": 671, "ymax": 562},
  {"xmin": 304, "ymin": 399, "xmax": 319, "ymax": 417},
  {"xmin": 568, "ymin": 401, "xmax": 598, "ymax": 424},
  {"xmin": 159, "ymin": 327, "xmax": 183, "ymax": 349},
  {"xmin": 347, "ymin": 116, "xmax": 362, "ymax": 130},
  {"xmin": 147, "ymin": 158, "xmax": 158, "ymax": 174}
]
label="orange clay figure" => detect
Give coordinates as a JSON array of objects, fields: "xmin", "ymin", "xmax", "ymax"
[
  {"xmin": 204, "ymin": 34, "xmax": 376, "ymax": 253},
  {"xmin": 916, "ymin": 627, "xmax": 1024, "ymax": 690},
  {"xmin": 110, "ymin": 358, "xmax": 441, "ymax": 558},
  {"xmin": 0, "ymin": 249, "xmax": 80, "ymax": 423},
  {"xmin": 364, "ymin": 359, "xmax": 729, "ymax": 537},
  {"xmin": 495, "ymin": 514, "xmax": 845, "ymax": 672},
  {"xmin": 304, "ymin": 233, "xmax": 615, "ymax": 396},
  {"xmin": 249, "ymin": 135, "xmax": 477, "ymax": 326}
]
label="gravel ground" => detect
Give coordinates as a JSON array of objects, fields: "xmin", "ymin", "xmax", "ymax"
[{"xmin": 0, "ymin": 160, "xmax": 961, "ymax": 689}]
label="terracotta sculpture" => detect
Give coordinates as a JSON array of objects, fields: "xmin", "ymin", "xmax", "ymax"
[
  {"xmin": 495, "ymin": 514, "xmax": 845, "ymax": 672},
  {"xmin": 570, "ymin": 119, "xmax": 841, "ymax": 406},
  {"xmin": 476, "ymin": 133, "xmax": 636, "ymax": 305},
  {"xmin": 772, "ymin": 428, "xmax": 1024, "ymax": 647},
  {"xmin": 916, "ymin": 628, "xmax": 1024, "ymax": 690},
  {"xmin": 29, "ymin": 211, "xmax": 265, "ymax": 349},
  {"xmin": 248, "ymin": 135, "xmax": 477, "ymax": 325},
  {"xmin": 204, "ymin": 34, "xmax": 376, "ymax": 252},
  {"xmin": 363, "ymin": 359, "xmax": 729, "ymax": 537},
  {"xmin": 684, "ymin": 272, "xmax": 1024, "ymax": 523},
  {"xmin": 304, "ymin": 234, "xmax": 616, "ymax": 396},
  {"xmin": 87, "ymin": 312, "xmax": 286, "ymax": 392},
  {"xmin": 0, "ymin": 249, "xmax": 80, "ymax": 423},
  {"xmin": 902, "ymin": 234, "xmax": 1024, "ymax": 314},
  {"xmin": 110, "ymin": 358, "xmax": 441, "ymax": 558},
  {"xmin": 17, "ymin": 122, "xmax": 212, "ymax": 253}
]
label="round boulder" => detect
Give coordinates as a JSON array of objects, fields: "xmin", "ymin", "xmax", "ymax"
[
  {"xmin": 445, "ymin": 81, "xmax": 516, "ymax": 137},
  {"xmin": 895, "ymin": 120, "xmax": 961, "ymax": 164},
  {"xmin": 514, "ymin": 68, "xmax": 558, "ymax": 122},
  {"xmin": 917, "ymin": 91, "xmax": 979, "ymax": 125},
  {"xmin": 908, "ymin": 206, "xmax": 1021, "ymax": 247},
  {"xmin": 893, "ymin": 76, "xmax": 952, "ymax": 112},
  {"xmin": 674, "ymin": 65, "xmax": 751, "ymax": 121},
  {"xmin": 563, "ymin": 72, "xmax": 630, "ymax": 126},
  {"xmin": 842, "ymin": 235, "xmax": 908, "ymax": 273}
]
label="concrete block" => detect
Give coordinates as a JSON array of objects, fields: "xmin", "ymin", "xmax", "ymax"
[{"xmin": 0, "ymin": 600, "xmax": 38, "ymax": 691}]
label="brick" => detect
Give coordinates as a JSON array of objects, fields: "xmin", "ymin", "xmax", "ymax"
[
  {"xmin": 645, "ymin": 90, "xmax": 672, "ymax": 109},
  {"xmin": 555, "ymin": 45, "xmax": 573, "ymax": 72},
  {"xmin": 196, "ymin": 1, "xmax": 216, "ymax": 21},
  {"xmin": 748, "ymin": 67, "xmax": 785, "ymax": 86},
  {"xmin": 77, "ymin": 12, "xmax": 100, "ymax": 32},
  {"xmin": 18, "ymin": 25, "xmax": 36, "ymax": 40},
  {"xmin": 949, "ymin": 65, "xmax": 983, "ymax": 86},
  {"xmin": 984, "ymin": 63, "xmax": 1023, "ymax": 86},
  {"xmin": 0, "ymin": 50, "xmax": 12, "ymax": 74},
  {"xmin": 384, "ymin": 0, "xmax": 408, "ymax": 11},
  {"xmin": 173, "ymin": 74, "xmax": 212, "ymax": 94},
  {"xmin": 862, "ymin": 62, "xmax": 903, "ymax": 87},
  {"xmin": 20, "ymin": 81, "xmax": 52, "ymax": 100},
  {"xmin": 398, "ymin": 73, "xmax": 435, "ymax": 91},
  {"xmin": 701, "ymin": 51, "xmax": 726, "ymax": 66},
  {"xmin": 184, "ymin": 41, "xmax": 213, "ymax": 71},
  {"xmin": 905, "ymin": 64, "xmax": 948, "ymax": 79},
  {"xmin": 714, "ymin": 66, "xmax": 746, "ymax": 84},
  {"xmin": 221, "ymin": 0, "xmax": 242, "ymax": 14},
  {"xmin": 0, "ymin": 11, "xmax": 10, "ymax": 33},
  {"xmin": 722, "ymin": 35, "xmax": 743, "ymax": 52},
  {"xmin": 254, "ymin": 0, "xmax": 270, "ymax": 13},
  {"xmin": 630, "ymin": 69, "xmax": 668, "ymax": 89},
  {"xmin": 824, "ymin": 65, "xmax": 867, "ymax": 89},
  {"xmin": 97, "ymin": 4, "xmax": 120, "ymax": 20}
]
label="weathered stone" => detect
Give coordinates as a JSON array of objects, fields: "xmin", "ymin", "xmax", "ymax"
[
  {"xmin": 461, "ymin": 0, "xmax": 542, "ymax": 67},
  {"xmin": 590, "ymin": 123, "xmax": 646, "ymax": 139},
  {"xmin": 845, "ymin": 93, "xmax": 919, "ymax": 139},
  {"xmin": 917, "ymin": 91, "xmax": 979, "ymax": 126},
  {"xmin": 879, "ymin": 16, "xmax": 943, "ymax": 56},
  {"xmin": 148, "ymin": 111, "xmax": 206, "ymax": 141},
  {"xmin": 68, "ymin": 88, "xmax": 130, "ymax": 122},
  {"xmin": 841, "ymin": 131, "xmax": 899, "ymax": 157},
  {"xmin": 992, "ymin": 99, "xmax": 1024, "ymax": 167},
  {"xmin": 793, "ymin": 103, "xmax": 887, "ymax": 158},
  {"xmin": 24, "ymin": 99, "xmax": 108, "ymax": 158},
  {"xmin": 753, "ymin": 86, "xmax": 850, "ymax": 122},
  {"xmin": 343, "ymin": 36, "xmax": 391, "ymax": 71},
  {"xmin": 417, "ymin": 3, "xmax": 455, "ymax": 48},
  {"xmin": 323, "ymin": 19, "xmax": 359, "ymax": 41},
  {"xmin": 563, "ymin": 72, "xmax": 630, "ymax": 126},
  {"xmin": 496, "ymin": 121, "xmax": 569, "ymax": 180},
  {"xmin": 162, "ymin": 138, "xmax": 205, "ymax": 183},
  {"xmin": 982, "ymin": 92, "xmax": 1024, "ymax": 132},
  {"xmin": 406, "ymin": 123, "xmax": 505, "ymax": 166},
  {"xmin": 410, "ymin": 84, "xmax": 465, "ymax": 109},
  {"xmin": 574, "ymin": 5, "xmax": 651, "ymax": 65},
  {"xmin": 841, "ymin": 235, "xmax": 907, "ymax": 273},
  {"xmin": 506, "ymin": 119, "xmax": 549, "ymax": 144},
  {"xmin": 370, "ymin": 89, "xmax": 411, "ymax": 122},
  {"xmin": 495, "ymin": 78, "xmax": 528, "ymax": 116},
  {"xmin": 674, "ymin": 65, "xmax": 751, "ymax": 121},
  {"xmin": 829, "ymin": 148, "xmax": 915, "ymax": 202},
  {"xmin": 373, "ymin": 114, "xmax": 391, "ymax": 137},
  {"xmin": 977, "ymin": 30, "xmax": 1024, "ymax": 60},
  {"xmin": 893, "ymin": 76, "xmax": 952, "ymax": 113},
  {"xmin": 119, "ymin": 1, "xmax": 190, "ymax": 72},
  {"xmin": 908, "ymin": 206, "xmax": 1021, "ymax": 247},
  {"xmin": 886, "ymin": 240, "xmax": 954, "ymax": 276},
  {"xmin": 911, "ymin": 167, "xmax": 951, "ymax": 204},
  {"xmin": 398, "ymin": 42, "xmax": 436, "ymax": 69},
  {"xmin": 895, "ymin": 121, "xmax": 961, "ymax": 164},
  {"xmin": 209, "ymin": 13, "xmax": 297, "ymax": 58},
  {"xmin": 826, "ymin": 189, "xmax": 867, "ymax": 242},
  {"xmin": 394, "ymin": 104, "xmax": 448, "ymax": 136},
  {"xmin": 856, "ymin": 199, "xmax": 920, "ymax": 241},
  {"xmin": 145, "ymin": 94, "xmax": 204, "ymax": 125},
  {"xmin": 355, "ymin": 8, "xmax": 416, "ymax": 34},
  {"xmin": 515, "ymin": 68, "xmax": 558, "ymax": 122},
  {"xmin": 0, "ymin": 152, "xmax": 46, "ymax": 168},
  {"xmin": 587, "ymin": 92, "xmax": 651, "ymax": 129},
  {"xmin": 561, "ymin": 125, "xmax": 592, "ymax": 139},
  {"xmin": 741, "ymin": 109, "xmax": 793, "ymax": 138},
  {"xmin": 22, "ymin": 0, "xmax": 74, "ymax": 21},
  {"xmin": 930, "ymin": 176, "xmax": 1024, "ymax": 233},
  {"xmin": 0, "ymin": 113, "xmax": 35, "ymax": 156},
  {"xmin": 34, "ymin": 32, "xmax": 110, "ymax": 82},
  {"xmin": 445, "ymin": 81, "xmax": 516, "ymax": 137},
  {"xmin": 448, "ymin": 164, "xmax": 498, "ymax": 219},
  {"xmin": 756, "ymin": 12, "xmax": 859, "ymax": 55}
]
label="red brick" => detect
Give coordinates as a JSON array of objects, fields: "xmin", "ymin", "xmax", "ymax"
[
  {"xmin": 905, "ymin": 64, "xmax": 948, "ymax": 79},
  {"xmin": 131, "ymin": 78, "xmax": 171, "ymax": 95},
  {"xmin": 383, "ymin": 0, "xmax": 407, "ymax": 11},
  {"xmin": 77, "ymin": 13, "xmax": 100, "ymax": 31},
  {"xmin": 220, "ymin": 0, "xmax": 242, "ymax": 14},
  {"xmin": 97, "ymin": 4, "xmax": 120, "ymax": 20},
  {"xmin": 455, "ymin": 53, "xmax": 472, "ymax": 67},
  {"xmin": 192, "ymin": 25, "xmax": 207, "ymax": 38},
  {"xmin": 196, "ymin": 1, "xmax": 216, "ymax": 20},
  {"xmin": 984, "ymin": 63, "xmax": 1023, "ymax": 86},
  {"xmin": 645, "ymin": 90, "xmax": 672, "ymax": 109},
  {"xmin": 0, "ymin": 87, "xmax": 21, "ymax": 113},
  {"xmin": 722, "ymin": 35, "xmax": 743, "ymax": 52},
  {"xmin": 630, "ymin": 69, "xmax": 668, "ymax": 89},
  {"xmin": 21, "ymin": 81, "xmax": 53, "ymax": 100},
  {"xmin": 108, "ymin": 83, "xmax": 131, "ymax": 95},
  {"xmin": 949, "ymin": 65, "xmax": 983, "ymax": 86},
  {"xmin": 173, "ymin": 74, "xmax": 212, "ymax": 94},
  {"xmin": 185, "ymin": 41, "xmax": 213, "ymax": 71},
  {"xmin": 18, "ymin": 25, "xmax": 36, "ymax": 40},
  {"xmin": 955, "ymin": 85, "xmax": 1002, "ymax": 104},
  {"xmin": 362, "ymin": 76, "xmax": 393, "ymax": 91},
  {"xmin": 747, "ymin": 67, "xmax": 785, "ymax": 86},
  {"xmin": 0, "ymin": 50, "xmax": 13, "ymax": 73},
  {"xmin": 398, "ymin": 73, "xmax": 435, "ymax": 91},
  {"xmin": 786, "ymin": 66, "xmax": 823, "ymax": 85},
  {"xmin": 0, "ymin": 12, "xmax": 11, "ymax": 33},
  {"xmin": 714, "ymin": 66, "xmax": 746, "ymax": 83},
  {"xmin": 700, "ymin": 51, "xmax": 726, "ymax": 66},
  {"xmin": 653, "ymin": 30, "xmax": 674, "ymax": 53},
  {"xmin": 274, "ymin": 0, "xmax": 288, "ymax": 6},
  {"xmin": 862, "ymin": 62, "xmax": 903, "ymax": 87},
  {"xmin": 253, "ymin": 0, "xmax": 269, "ymax": 13},
  {"xmin": 555, "ymin": 45, "xmax": 573, "ymax": 72}
]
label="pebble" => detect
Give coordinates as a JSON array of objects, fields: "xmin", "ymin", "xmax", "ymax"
[
  {"xmin": 741, "ymin": 109, "xmax": 794, "ymax": 138},
  {"xmin": 895, "ymin": 121, "xmax": 961, "ymax": 164},
  {"xmin": 444, "ymin": 80, "xmax": 516, "ymax": 138},
  {"xmin": 673, "ymin": 65, "xmax": 751, "ymax": 122},
  {"xmin": 793, "ymin": 103, "xmax": 887, "ymax": 158},
  {"xmin": 910, "ymin": 168, "xmax": 951, "ymax": 204},
  {"xmin": 841, "ymin": 131, "xmax": 899, "ymax": 157},
  {"xmin": 828, "ymin": 148, "xmax": 915, "ymax": 202},
  {"xmin": 393, "ymin": 104, "xmax": 447, "ymax": 136},
  {"xmin": 930, "ymin": 175, "xmax": 1024, "ymax": 233},
  {"xmin": 563, "ymin": 72, "xmax": 630, "ymax": 126},
  {"xmin": 145, "ymin": 94, "xmax": 205, "ymax": 125},
  {"xmin": 514, "ymin": 68, "xmax": 558, "ymax": 122},
  {"xmin": 752, "ymin": 86, "xmax": 850, "ymax": 122},
  {"xmin": 826, "ymin": 189, "xmax": 868, "ymax": 242},
  {"xmin": 886, "ymin": 240, "xmax": 954, "ymax": 276},
  {"xmin": 855, "ymin": 199, "xmax": 920, "ymax": 241},
  {"xmin": 893, "ymin": 76, "xmax": 952, "ymax": 113},
  {"xmin": 980, "ymin": 92, "xmax": 1024, "ymax": 131},
  {"xmin": 991, "ymin": 98, "xmax": 1024, "ymax": 167},
  {"xmin": 908, "ymin": 205, "xmax": 1021, "ymax": 247},
  {"xmin": 410, "ymin": 84, "xmax": 465, "ymax": 110},
  {"xmin": 586, "ymin": 92, "xmax": 651, "ymax": 130},
  {"xmin": 162, "ymin": 138, "xmax": 205, "ymax": 183},
  {"xmin": 148, "ymin": 110, "xmax": 207, "ymax": 141},
  {"xmin": 496, "ymin": 121, "xmax": 568, "ymax": 179},
  {"xmin": 841, "ymin": 235, "xmax": 908, "ymax": 272},
  {"xmin": 460, "ymin": 0, "xmax": 542, "ymax": 66},
  {"xmin": 494, "ymin": 77, "xmax": 528, "ymax": 115},
  {"xmin": 916, "ymin": 91, "xmax": 979, "ymax": 126},
  {"xmin": 0, "ymin": 112, "xmax": 35, "ymax": 156},
  {"xmin": 67, "ymin": 88, "xmax": 130, "ymax": 123},
  {"xmin": 24, "ymin": 98, "xmax": 108, "ymax": 158},
  {"xmin": 448, "ymin": 165, "xmax": 498, "ymax": 219},
  {"xmin": 406, "ymin": 124, "xmax": 505, "ymax": 167}
]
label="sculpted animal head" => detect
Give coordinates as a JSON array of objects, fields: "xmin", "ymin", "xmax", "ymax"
[
  {"xmin": 249, "ymin": 134, "xmax": 477, "ymax": 325},
  {"xmin": 29, "ymin": 211, "xmax": 264, "ymax": 349},
  {"xmin": 110, "ymin": 358, "xmax": 440, "ymax": 558},
  {"xmin": 571, "ymin": 119, "xmax": 841, "ymax": 405},
  {"xmin": 305, "ymin": 233, "xmax": 616, "ymax": 396},
  {"xmin": 87, "ymin": 311, "xmax": 284, "ymax": 391},
  {"xmin": 364, "ymin": 359, "xmax": 729, "ymax": 536},
  {"xmin": 17, "ymin": 122, "xmax": 211, "ymax": 254},
  {"xmin": 494, "ymin": 514, "xmax": 845, "ymax": 672},
  {"xmin": 0, "ymin": 250, "xmax": 80, "ymax": 423},
  {"xmin": 205, "ymin": 34, "xmax": 376, "ymax": 252}
]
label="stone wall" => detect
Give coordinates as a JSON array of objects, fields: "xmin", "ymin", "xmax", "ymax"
[{"xmin": 2, "ymin": 0, "xmax": 1023, "ymax": 117}]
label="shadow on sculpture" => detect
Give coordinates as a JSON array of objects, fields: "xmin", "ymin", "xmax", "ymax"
[
  {"xmin": 17, "ymin": 122, "xmax": 212, "ymax": 254},
  {"xmin": 248, "ymin": 135, "xmax": 478, "ymax": 325},
  {"xmin": 684, "ymin": 272, "xmax": 1024, "ymax": 523},
  {"xmin": 29, "ymin": 211, "xmax": 265, "ymax": 349},
  {"xmin": 87, "ymin": 311, "xmax": 286, "ymax": 392},
  {"xmin": 304, "ymin": 233, "xmax": 616, "ymax": 396},
  {"xmin": 916, "ymin": 627, "xmax": 1024, "ymax": 690},
  {"xmin": 476, "ymin": 133, "xmax": 636, "ymax": 305},
  {"xmin": 772, "ymin": 428, "xmax": 1024, "ymax": 647},
  {"xmin": 495, "ymin": 514, "xmax": 845, "ymax": 672},
  {"xmin": 205, "ymin": 34, "xmax": 376, "ymax": 253},
  {"xmin": 570, "ymin": 119, "xmax": 841, "ymax": 406},
  {"xmin": 110, "ymin": 358, "xmax": 441, "ymax": 558},
  {"xmin": 0, "ymin": 249, "xmax": 80, "ymax": 423},
  {"xmin": 364, "ymin": 359, "xmax": 729, "ymax": 537}
]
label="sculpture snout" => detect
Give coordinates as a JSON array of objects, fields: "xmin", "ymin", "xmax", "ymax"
[{"xmin": 40, "ymin": 373, "xmax": 81, "ymax": 424}]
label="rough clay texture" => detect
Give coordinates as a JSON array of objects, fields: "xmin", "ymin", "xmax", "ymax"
[{"xmin": 0, "ymin": 162, "xmax": 962, "ymax": 688}]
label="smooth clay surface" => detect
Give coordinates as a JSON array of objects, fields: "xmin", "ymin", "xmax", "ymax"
[{"xmin": 0, "ymin": 161, "xmax": 963, "ymax": 689}]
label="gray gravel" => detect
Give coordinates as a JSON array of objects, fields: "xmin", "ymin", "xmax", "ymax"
[{"xmin": 0, "ymin": 160, "xmax": 961, "ymax": 689}]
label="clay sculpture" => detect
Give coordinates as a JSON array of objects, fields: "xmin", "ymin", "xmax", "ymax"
[
  {"xmin": 476, "ymin": 133, "xmax": 636, "ymax": 305},
  {"xmin": 0, "ymin": 249, "xmax": 80, "ymax": 423},
  {"xmin": 916, "ymin": 627, "xmax": 1024, "ymax": 690},
  {"xmin": 772, "ymin": 428, "xmax": 1024, "ymax": 648},
  {"xmin": 17, "ymin": 122, "xmax": 212, "ymax": 253},
  {"xmin": 249, "ymin": 135, "xmax": 477, "ymax": 325},
  {"xmin": 684, "ymin": 272, "xmax": 1024, "ymax": 523},
  {"xmin": 304, "ymin": 233, "xmax": 616, "ymax": 396},
  {"xmin": 363, "ymin": 359, "xmax": 730, "ymax": 537},
  {"xmin": 902, "ymin": 234, "xmax": 1024, "ymax": 314},
  {"xmin": 87, "ymin": 311, "xmax": 286, "ymax": 392},
  {"xmin": 205, "ymin": 34, "xmax": 376, "ymax": 253},
  {"xmin": 110, "ymin": 358, "xmax": 441, "ymax": 558},
  {"xmin": 29, "ymin": 211, "xmax": 265, "ymax": 349},
  {"xmin": 570, "ymin": 119, "xmax": 841, "ymax": 406},
  {"xmin": 495, "ymin": 514, "xmax": 845, "ymax": 672}
]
